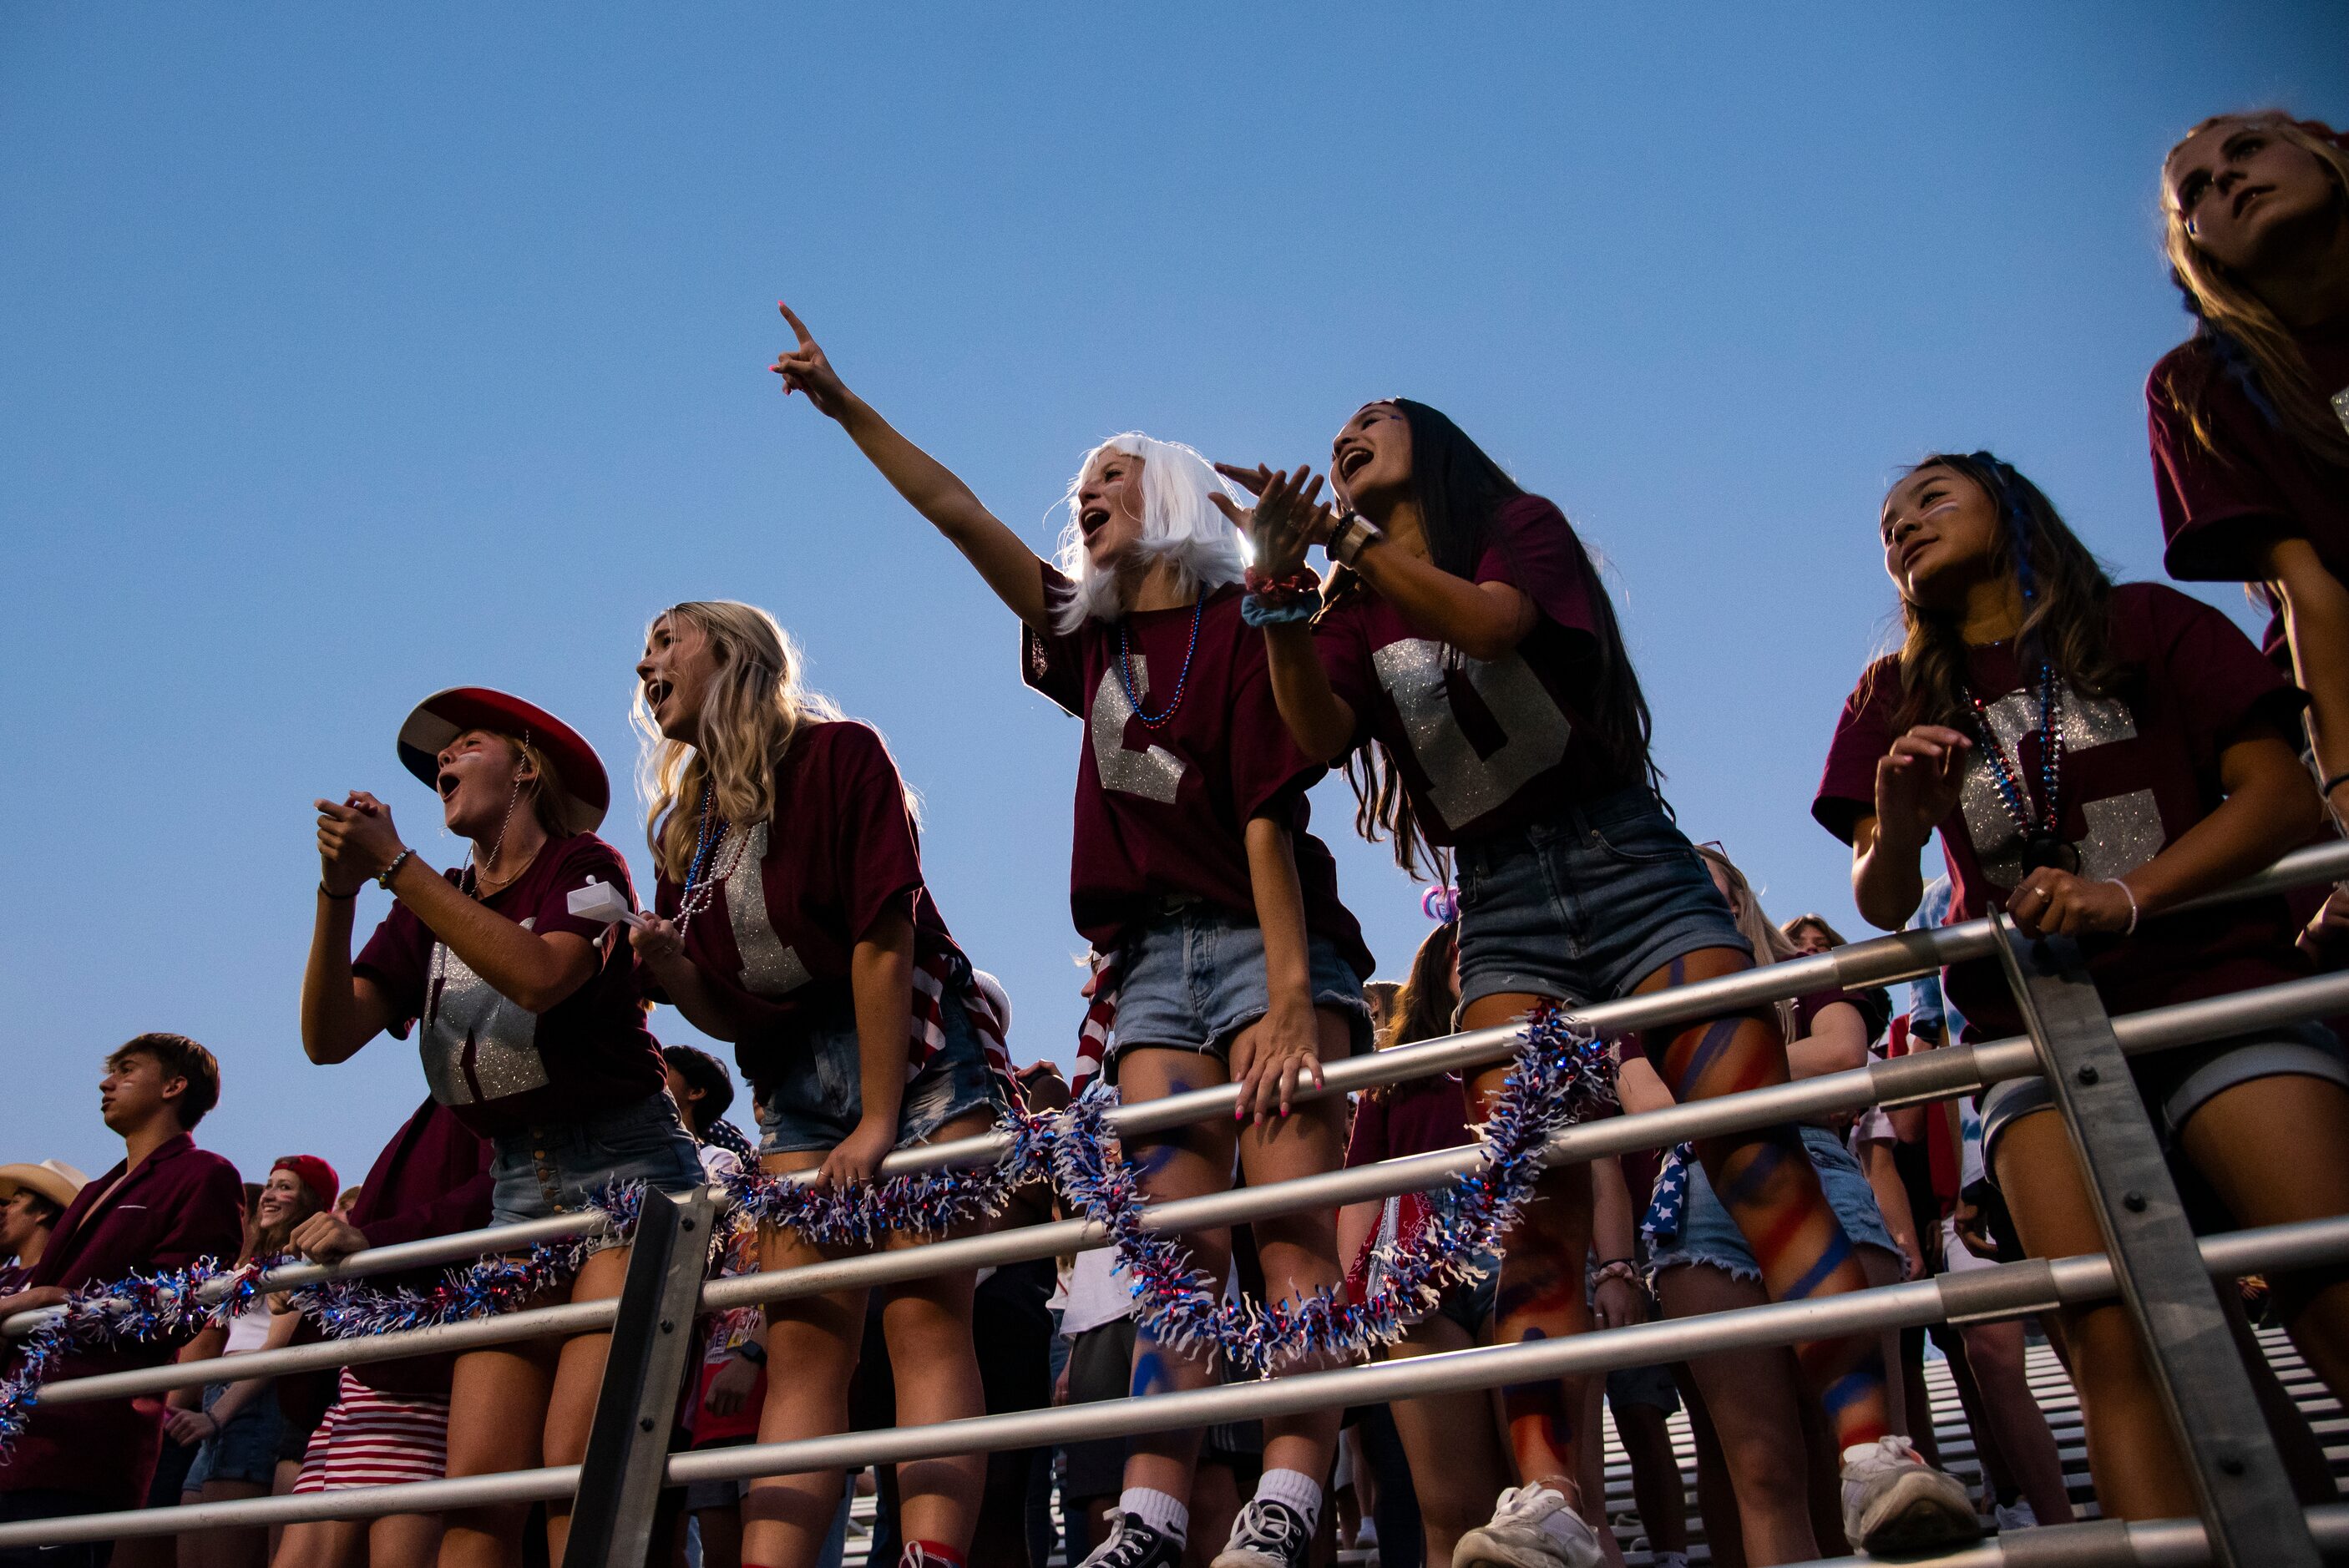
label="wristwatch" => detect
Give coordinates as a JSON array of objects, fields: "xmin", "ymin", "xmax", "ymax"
[{"xmin": 736, "ymin": 1339, "xmax": 767, "ymax": 1367}]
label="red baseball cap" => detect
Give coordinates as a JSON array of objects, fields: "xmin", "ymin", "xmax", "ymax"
[
  {"xmin": 271, "ymin": 1155, "xmax": 341, "ymax": 1212},
  {"xmin": 396, "ymin": 687, "xmax": 611, "ymax": 835}
]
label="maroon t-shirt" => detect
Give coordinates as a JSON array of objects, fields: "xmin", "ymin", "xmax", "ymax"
[
  {"xmin": 1313, "ymin": 494, "xmax": 1631, "ymax": 846},
  {"xmin": 344, "ymin": 1099, "xmax": 493, "ymax": 1394},
  {"xmin": 2149, "ymin": 316, "xmax": 2349, "ymax": 659},
  {"xmin": 651, "ymin": 721, "xmax": 976, "ymax": 1092},
  {"xmin": 1813, "ymin": 582, "xmax": 2309, "ymax": 1039},
  {"xmin": 3, "ymin": 1135, "xmax": 245, "ymax": 1507},
  {"xmin": 1344, "ymin": 1075, "xmax": 1473, "ymax": 1166},
  {"xmin": 356, "ymin": 833, "xmax": 668, "ymax": 1136},
  {"xmin": 1022, "ymin": 566, "xmax": 1373, "ymax": 976}
]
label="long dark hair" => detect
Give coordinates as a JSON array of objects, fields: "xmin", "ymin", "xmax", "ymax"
[
  {"xmin": 1370, "ymin": 921, "xmax": 1461, "ymax": 1100},
  {"xmin": 1879, "ymin": 452, "xmax": 2124, "ymax": 734},
  {"xmin": 1325, "ymin": 400, "xmax": 1659, "ymax": 875}
]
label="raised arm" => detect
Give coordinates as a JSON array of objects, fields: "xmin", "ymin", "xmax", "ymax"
[
  {"xmin": 304, "ymin": 811, "xmax": 399, "ymax": 1064},
  {"xmin": 1211, "ymin": 465, "xmax": 1358, "ymax": 762},
  {"xmin": 1850, "ymin": 725, "xmax": 1973, "ymax": 930},
  {"xmin": 772, "ymin": 303, "xmax": 1050, "ymax": 632}
]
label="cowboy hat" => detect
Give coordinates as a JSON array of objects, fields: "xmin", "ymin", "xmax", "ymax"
[
  {"xmin": 0, "ymin": 1160, "xmax": 88, "ymax": 1211},
  {"xmin": 396, "ymin": 687, "xmax": 610, "ymax": 836}
]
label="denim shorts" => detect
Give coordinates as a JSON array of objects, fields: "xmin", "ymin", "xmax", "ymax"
[
  {"xmin": 1432, "ymin": 1251, "xmax": 1500, "ymax": 1338},
  {"xmin": 183, "ymin": 1382, "xmax": 286, "ymax": 1490},
  {"xmin": 1104, "ymin": 901, "xmax": 1369, "ymax": 1080},
  {"xmin": 1647, "ymin": 1125, "xmax": 1898, "ymax": 1285},
  {"xmin": 755, "ymin": 987, "xmax": 1006, "ymax": 1156},
  {"xmin": 489, "ymin": 1092, "xmax": 706, "ymax": 1243},
  {"xmin": 1980, "ymin": 1022, "xmax": 2349, "ymax": 1184},
  {"xmin": 1455, "ymin": 787, "xmax": 1747, "ymax": 1027}
]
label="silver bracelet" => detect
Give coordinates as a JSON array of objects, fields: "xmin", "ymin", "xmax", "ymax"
[
  {"xmin": 1329, "ymin": 513, "xmax": 1382, "ymax": 567},
  {"xmin": 2106, "ymin": 878, "xmax": 2139, "ymax": 935}
]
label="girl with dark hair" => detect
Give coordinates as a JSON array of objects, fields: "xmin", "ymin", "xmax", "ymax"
[
  {"xmin": 632, "ymin": 597, "xmax": 1014, "ymax": 1568},
  {"xmin": 2149, "ymin": 114, "xmax": 2349, "ymax": 810},
  {"xmin": 772, "ymin": 306, "xmax": 1372, "ymax": 1568},
  {"xmin": 301, "ymin": 687, "xmax": 703, "ymax": 1568},
  {"xmin": 1815, "ymin": 450, "xmax": 2349, "ymax": 1520},
  {"xmin": 1226, "ymin": 402, "xmax": 1973, "ymax": 1565}
]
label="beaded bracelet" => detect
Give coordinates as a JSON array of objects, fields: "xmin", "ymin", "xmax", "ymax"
[{"xmin": 1240, "ymin": 566, "xmax": 1322, "ymax": 627}]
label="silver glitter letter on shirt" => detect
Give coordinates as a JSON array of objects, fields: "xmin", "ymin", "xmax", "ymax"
[
  {"xmin": 1090, "ymin": 655, "xmax": 1187, "ymax": 805},
  {"xmin": 423, "ymin": 919, "xmax": 551, "ymax": 1106},
  {"xmin": 723, "ymin": 821, "xmax": 813, "ymax": 996},
  {"xmin": 1371, "ymin": 640, "xmax": 1572, "ymax": 830},
  {"xmin": 1957, "ymin": 685, "xmax": 2165, "ymax": 888}
]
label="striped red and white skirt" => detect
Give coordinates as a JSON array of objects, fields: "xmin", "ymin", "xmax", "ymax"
[{"xmin": 291, "ymin": 1370, "xmax": 450, "ymax": 1493}]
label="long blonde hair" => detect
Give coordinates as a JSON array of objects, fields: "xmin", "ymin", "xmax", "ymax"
[
  {"xmin": 1693, "ymin": 843, "xmax": 1800, "ymax": 1042},
  {"xmin": 635, "ymin": 600, "xmax": 841, "ymax": 882},
  {"xmin": 2159, "ymin": 112, "xmax": 2349, "ymax": 472}
]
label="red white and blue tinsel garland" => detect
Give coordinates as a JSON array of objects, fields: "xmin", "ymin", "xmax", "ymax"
[
  {"xmin": 0, "ymin": 1009, "xmax": 1612, "ymax": 1450},
  {"xmin": 0, "ymin": 1256, "xmax": 267, "ymax": 1455},
  {"xmin": 719, "ymin": 1109, "xmax": 1058, "ymax": 1247},
  {"xmin": 1050, "ymin": 1004, "xmax": 1615, "ymax": 1375}
]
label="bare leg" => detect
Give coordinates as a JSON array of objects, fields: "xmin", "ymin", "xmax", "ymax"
[
  {"xmin": 1654, "ymin": 1265, "xmax": 1816, "ymax": 1568},
  {"xmin": 537, "ymin": 1246, "xmax": 632, "ymax": 1565},
  {"xmin": 435, "ymin": 1333, "xmax": 558, "ymax": 1568},
  {"xmin": 1462, "ymin": 994, "xmax": 1598, "ymax": 1515},
  {"xmin": 1635, "ymin": 952, "xmax": 1891, "ymax": 1454},
  {"xmin": 1384, "ymin": 1318, "xmax": 1512, "ymax": 1568},
  {"xmin": 1607, "ymin": 1399, "xmax": 1688, "ymax": 1563},
  {"xmin": 1112, "ymin": 1047, "xmax": 1241, "ymax": 1517},
  {"xmin": 267, "ymin": 1519, "xmax": 362, "ymax": 1568},
  {"xmin": 740, "ymin": 1147, "xmax": 873, "ymax": 1568},
  {"xmin": 1953, "ymin": 1318, "xmax": 2074, "ymax": 1525}
]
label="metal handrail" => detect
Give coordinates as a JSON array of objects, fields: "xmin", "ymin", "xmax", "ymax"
[
  {"xmin": 15, "ymin": 832, "xmax": 2344, "ymax": 1342},
  {"xmin": 5, "ymin": 1213, "xmax": 2341, "ymax": 1548},
  {"xmin": 30, "ymin": 966, "xmax": 2349, "ymax": 1403}
]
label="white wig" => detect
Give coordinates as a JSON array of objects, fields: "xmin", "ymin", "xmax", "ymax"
[{"xmin": 1050, "ymin": 432, "xmax": 1248, "ymax": 634}]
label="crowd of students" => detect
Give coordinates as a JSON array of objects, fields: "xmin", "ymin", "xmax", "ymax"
[{"xmin": 1, "ymin": 106, "xmax": 2344, "ymax": 1568}]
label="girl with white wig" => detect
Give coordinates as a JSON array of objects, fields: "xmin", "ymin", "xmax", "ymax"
[{"xmin": 774, "ymin": 304, "xmax": 1374, "ymax": 1568}]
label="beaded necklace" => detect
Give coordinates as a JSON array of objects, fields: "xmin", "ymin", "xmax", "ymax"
[
  {"xmin": 1117, "ymin": 594, "xmax": 1205, "ymax": 730},
  {"xmin": 671, "ymin": 779, "xmax": 752, "ymax": 942},
  {"xmin": 1965, "ymin": 664, "xmax": 2077, "ymax": 875}
]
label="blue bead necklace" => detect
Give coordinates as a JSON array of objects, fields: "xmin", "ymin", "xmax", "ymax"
[
  {"xmin": 1966, "ymin": 664, "xmax": 2077, "ymax": 874},
  {"xmin": 1116, "ymin": 594, "xmax": 1205, "ymax": 730}
]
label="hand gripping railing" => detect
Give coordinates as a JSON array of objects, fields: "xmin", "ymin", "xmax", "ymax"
[{"xmin": 5, "ymin": 836, "xmax": 2347, "ymax": 1566}]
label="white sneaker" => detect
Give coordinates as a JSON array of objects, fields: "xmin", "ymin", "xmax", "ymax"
[
  {"xmin": 1840, "ymin": 1436, "xmax": 1982, "ymax": 1555},
  {"xmin": 1992, "ymin": 1497, "xmax": 2040, "ymax": 1532},
  {"xmin": 1451, "ymin": 1485, "xmax": 1604, "ymax": 1568}
]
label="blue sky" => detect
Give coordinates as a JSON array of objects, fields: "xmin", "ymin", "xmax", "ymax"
[{"xmin": 4, "ymin": 4, "xmax": 2343, "ymax": 1186}]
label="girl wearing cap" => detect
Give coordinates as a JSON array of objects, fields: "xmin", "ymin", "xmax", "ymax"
[
  {"xmin": 1231, "ymin": 402, "xmax": 1973, "ymax": 1565},
  {"xmin": 631, "ymin": 598, "xmax": 1014, "ymax": 1568},
  {"xmin": 773, "ymin": 306, "xmax": 1371, "ymax": 1568},
  {"xmin": 2148, "ymin": 115, "xmax": 2349, "ymax": 812},
  {"xmin": 1815, "ymin": 449, "xmax": 2349, "ymax": 1521},
  {"xmin": 168, "ymin": 1156, "xmax": 333, "ymax": 1568},
  {"xmin": 301, "ymin": 686, "xmax": 701, "ymax": 1568}
]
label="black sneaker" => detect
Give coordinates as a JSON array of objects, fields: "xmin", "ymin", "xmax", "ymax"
[
  {"xmin": 1212, "ymin": 1500, "xmax": 1313, "ymax": 1568},
  {"xmin": 1079, "ymin": 1514, "xmax": 1185, "ymax": 1568}
]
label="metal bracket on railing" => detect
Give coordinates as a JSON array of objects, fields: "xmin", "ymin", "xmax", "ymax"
[
  {"xmin": 1989, "ymin": 913, "xmax": 2319, "ymax": 1568},
  {"xmin": 560, "ymin": 1186, "xmax": 719, "ymax": 1568}
]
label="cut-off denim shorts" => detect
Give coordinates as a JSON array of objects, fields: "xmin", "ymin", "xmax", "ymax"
[
  {"xmin": 1645, "ymin": 1125, "xmax": 1898, "ymax": 1285},
  {"xmin": 489, "ymin": 1091, "xmax": 706, "ymax": 1247},
  {"xmin": 1455, "ymin": 787, "xmax": 1747, "ymax": 1039},
  {"xmin": 755, "ymin": 986, "xmax": 1006, "ymax": 1157},
  {"xmin": 1980, "ymin": 1021, "xmax": 2349, "ymax": 1191},
  {"xmin": 1103, "ymin": 899, "xmax": 1370, "ymax": 1083},
  {"xmin": 182, "ymin": 1382, "xmax": 287, "ymax": 1490}
]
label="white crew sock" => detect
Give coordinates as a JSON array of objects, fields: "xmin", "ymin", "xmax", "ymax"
[
  {"xmin": 1120, "ymin": 1487, "xmax": 1189, "ymax": 1544},
  {"xmin": 1253, "ymin": 1469, "xmax": 1324, "ymax": 1535}
]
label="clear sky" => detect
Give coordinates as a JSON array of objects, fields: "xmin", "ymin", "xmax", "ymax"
[{"xmin": 4, "ymin": 4, "xmax": 2343, "ymax": 1187}]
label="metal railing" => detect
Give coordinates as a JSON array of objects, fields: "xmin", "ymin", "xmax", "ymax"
[{"xmin": 5, "ymin": 837, "xmax": 2347, "ymax": 1567}]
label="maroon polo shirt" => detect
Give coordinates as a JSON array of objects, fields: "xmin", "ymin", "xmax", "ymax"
[
  {"xmin": 1814, "ymin": 583, "xmax": 2310, "ymax": 1040},
  {"xmin": 1313, "ymin": 494, "xmax": 1633, "ymax": 846},
  {"xmin": 2148, "ymin": 316, "xmax": 2349, "ymax": 661},
  {"xmin": 649, "ymin": 721, "xmax": 983, "ymax": 1095},
  {"xmin": 356, "ymin": 832, "xmax": 668, "ymax": 1135},
  {"xmin": 1, "ymin": 1132, "xmax": 243, "ymax": 1506},
  {"xmin": 1022, "ymin": 564, "xmax": 1372, "ymax": 976}
]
